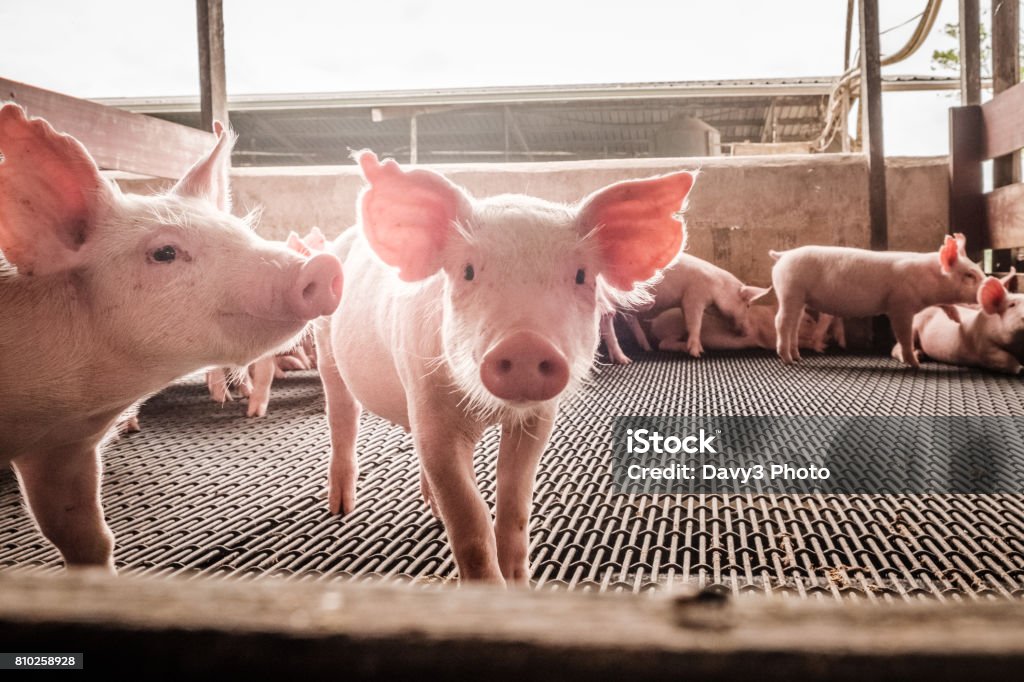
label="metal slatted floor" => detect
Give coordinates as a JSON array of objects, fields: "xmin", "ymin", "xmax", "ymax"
[{"xmin": 2, "ymin": 352, "xmax": 1023, "ymax": 601}]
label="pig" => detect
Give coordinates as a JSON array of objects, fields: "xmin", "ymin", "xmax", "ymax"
[
  {"xmin": 650, "ymin": 304, "xmax": 837, "ymax": 352},
  {"xmin": 771, "ymin": 234, "xmax": 984, "ymax": 366},
  {"xmin": 641, "ymin": 254, "xmax": 769, "ymax": 358},
  {"xmin": 316, "ymin": 152, "xmax": 695, "ymax": 584},
  {"xmin": 205, "ymin": 229, "xmax": 322, "ymax": 417},
  {"xmin": 599, "ymin": 255, "xmax": 767, "ymax": 363},
  {"xmin": 0, "ymin": 104, "xmax": 343, "ymax": 571},
  {"xmin": 896, "ymin": 274, "xmax": 1024, "ymax": 374}
]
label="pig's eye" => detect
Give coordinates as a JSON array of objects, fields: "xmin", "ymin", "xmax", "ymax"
[
  {"xmin": 464, "ymin": 264, "xmax": 475, "ymax": 281},
  {"xmin": 150, "ymin": 245, "xmax": 177, "ymax": 263},
  {"xmin": 575, "ymin": 268, "xmax": 586, "ymax": 285}
]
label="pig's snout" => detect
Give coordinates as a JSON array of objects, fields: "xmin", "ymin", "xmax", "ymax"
[
  {"xmin": 480, "ymin": 331, "xmax": 569, "ymax": 402},
  {"xmin": 290, "ymin": 253, "xmax": 343, "ymax": 319}
]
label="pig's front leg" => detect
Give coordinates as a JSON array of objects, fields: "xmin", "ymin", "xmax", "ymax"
[
  {"xmin": 315, "ymin": 321, "xmax": 362, "ymax": 515},
  {"xmin": 246, "ymin": 354, "xmax": 276, "ymax": 418},
  {"xmin": 889, "ymin": 312, "xmax": 921, "ymax": 368},
  {"xmin": 681, "ymin": 298, "xmax": 707, "ymax": 358},
  {"xmin": 419, "ymin": 466, "xmax": 440, "ymax": 517},
  {"xmin": 13, "ymin": 446, "xmax": 115, "ymax": 572},
  {"xmin": 600, "ymin": 313, "xmax": 632, "ymax": 364},
  {"xmin": 775, "ymin": 298, "xmax": 804, "ymax": 364},
  {"xmin": 206, "ymin": 367, "xmax": 233, "ymax": 403},
  {"xmin": 495, "ymin": 410, "xmax": 555, "ymax": 584},
  {"xmin": 811, "ymin": 313, "xmax": 833, "ymax": 353},
  {"xmin": 624, "ymin": 314, "xmax": 652, "ymax": 352},
  {"xmin": 410, "ymin": 398, "xmax": 497, "ymax": 582}
]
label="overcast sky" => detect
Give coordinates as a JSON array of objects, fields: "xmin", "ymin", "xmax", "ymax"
[{"xmin": 0, "ymin": 1, "xmax": 976, "ymax": 155}]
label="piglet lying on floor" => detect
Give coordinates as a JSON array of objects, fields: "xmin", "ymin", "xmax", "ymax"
[
  {"xmin": 0, "ymin": 105, "xmax": 343, "ymax": 571},
  {"xmin": 770, "ymin": 234, "xmax": 984, "ymax": 366},
  {"xmin": 897, "ymin": 273, "xmax": 1024, "ymax": 374},
  {"xmin": 316, "ymin": 152, "xmax": 695, "ymax": 584},
  {"xmin": 650, "ymin": 304, "xmax": 840, "ymax": 353}
]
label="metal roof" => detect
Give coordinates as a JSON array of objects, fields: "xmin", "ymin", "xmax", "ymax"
[{"xmin": 97, "ymin": 75, "xmax": 962, "ymax": 166}]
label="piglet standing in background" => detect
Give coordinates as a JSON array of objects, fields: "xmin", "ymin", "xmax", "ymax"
[
  {"xmin": 644, "ymin": 254, "xmax": 769, "ymax": 358},
  {"xmin": 599, "ymin": 254, "xmax": 767, "ymax": 363},
  {"xmin": 770, "ymin": 234, "xmax": 984, "ymax": 365},
  {"xmin": 317, "ymin": 152, "xmax": 695, "ymax": 584},
  {"xmin": 0, "ymin": 105, "xmax": 343, "ymax": 571},
  {"xmin": 899, "ymin": 273, "xmax": 1024, "ymax": 374}
]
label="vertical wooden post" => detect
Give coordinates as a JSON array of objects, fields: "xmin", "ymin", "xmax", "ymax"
[
  {"xmin": 960, "ymin": 0, "xmax": 983, "ymax": 105},
  {"xmin": 859, "ymin": 0, "xmax": 888, "ymax": 251},
  {"xmin": 949, "ymin": 105, "xmax": 986, "ymax": 248},
  {"xmin": 844, "ymin": 0, "xmax": 855, "ymax": 70},
  {"xmin": 196, "ymin": 0, "xmax": 228, "ymax": 132},
  {"xmin": 840, "ymin": 88, "xmax": 851, "ymax": 152},
  {"xmin": 992, "ymin": 0, "xmax": 1021, "ymax": 187}
]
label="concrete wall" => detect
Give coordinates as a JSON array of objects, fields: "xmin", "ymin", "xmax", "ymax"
[{"xmin": 110, "ymin": 154, "xmax": 949, "ymax": 288}]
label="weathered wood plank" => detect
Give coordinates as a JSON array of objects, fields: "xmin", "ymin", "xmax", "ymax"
[
  {"xmin": 990, "ymin": 0, "xmax": 1021, "ymax": 186},
  {"xmin": 985, "ymin": 181, "xmax": 1024, "ymax": 248},
  {"xmin": 196, "ymin": 0, "xmax": 229, "ymax": 132},
  {"xmin": 0, "ymin": 572, "xmax": 1022, "ymax": 678},
  {"xmin": 960, "ymin": 0, "xmax": 983, "ymax": 105},
  {"xmin": 0, "ymin": 78, "xmax": 216, "ymax": 178},
  {"xmin": 859, "ymin": 0, "xmax": 888, "ymax": 251},
  {"xmin": 950, "ymin": 105, "xmax": 986, "ymax": 248},
  {"xmin": 982, "ymin": 81, "xmax": 1024, "ymax": 161}
]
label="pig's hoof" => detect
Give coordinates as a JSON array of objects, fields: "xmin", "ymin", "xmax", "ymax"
[
  {"xmin": 611, "ymin": 353, "xmax": 633, "ymax": 365},
  {"xmin": 424, "ymin": 496, "xmax": 440, "ymax": 518},
  {"xmin": 328, "ymin": 482, "xmax": 357, "ymax": 516},
  {"xmin": 686, "ymin": 342, "xmax": 703, "ymax": 358},
  {"xmin": 246, "ymin": 403, "xmax": 269, "ymax": 418}
]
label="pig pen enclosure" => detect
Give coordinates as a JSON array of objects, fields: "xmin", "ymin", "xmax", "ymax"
[
  {"xmin": 3, "ymin": 0, "xmax": 1024, "ymax": 676},
  {"xmin": 3, "ymin": 354, "xmax": 1024, "ymax": 599}
]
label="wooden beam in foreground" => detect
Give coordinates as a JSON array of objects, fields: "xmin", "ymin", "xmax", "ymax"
[{"xmin": 0, "ymin": 572, "xmax": 1022, "ymax": 679}]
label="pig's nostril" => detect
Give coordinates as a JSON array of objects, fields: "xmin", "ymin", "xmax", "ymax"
[
  {"xmin": 498, "ymin": 359, "xmax": 513, "ymax": 373},
  {"xmin": 303, "ymin": 281, "xmax": 317, "ymax": 301},
  {"xmin": 538, "ymin": 360, "xmax": 552, "ymax": 375}
]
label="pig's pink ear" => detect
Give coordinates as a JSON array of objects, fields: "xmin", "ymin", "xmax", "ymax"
[
  {"xmin": 286, "ymin": 231, "xmax": 311, "ymax": 256},
  {"xmin": 577, "ymin": 171, "xmax": 696, "ymax": 290},
  {"xmin": 939, "ymin": 235, "xmax": 959, "ymax": 274},
  {"xmin": 953, "ymin": 232, "xmax": 968, "ymax": 255},
  {"xmin": 741, "ymin": 285, "xmax": 770, "ymax": 304},
  {"xmin": 356, "ymin": 150, "xmax": 471, "ymax": 281},
  {"xmin": 0, "ymin": 104, "xmax": 113, "ymax": 275},
  {"xmin": 1000, "ymin": 266, "xmax": 1018, "ymax": 292},
  {"xmin": 979, "ymin": 276, "xmax": 1008, "ymax": 314},
  {"xmin": 305, "ymin": 226, "xmax": 327, "ymax": 251},
  {"xmin": 172, "ymin": 121, "xmax": 235, "ymax": 212}
]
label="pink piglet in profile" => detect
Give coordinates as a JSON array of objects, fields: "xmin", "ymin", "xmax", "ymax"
[
  {"xmin": 0, "ymin": 105, "xmax": 343, "ymax": 571},
  {"xmin": 771, "ymin": 234, "xmax": 984, "ymax": 366}
]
